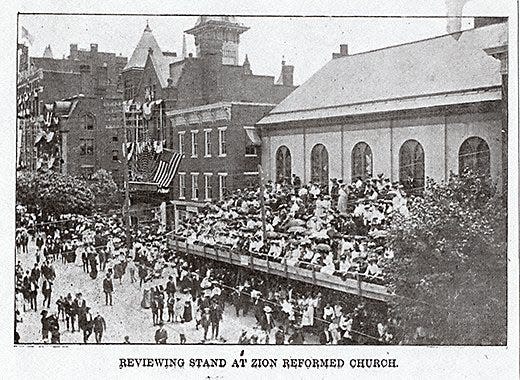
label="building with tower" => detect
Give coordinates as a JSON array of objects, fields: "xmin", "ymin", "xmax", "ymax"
[{"xmin": 121, "ymin": 17, "xmax": 297, "ymax": 226}]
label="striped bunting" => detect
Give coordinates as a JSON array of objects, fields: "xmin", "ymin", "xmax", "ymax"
[{"xmin": 152, "ymin": 149, "xmax": 182, "ymax": 190}]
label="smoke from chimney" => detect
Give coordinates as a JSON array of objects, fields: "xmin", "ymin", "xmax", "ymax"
[{"xmin": 446, "ymin": 0, "xmax": 471, "ymax": 35}]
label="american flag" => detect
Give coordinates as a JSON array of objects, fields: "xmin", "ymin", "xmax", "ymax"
[{"xmin": 153, "ymin": 149, "xmax": 182, "ymax": 190}]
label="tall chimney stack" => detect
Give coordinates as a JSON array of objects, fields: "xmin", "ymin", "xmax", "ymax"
[
  {"xmin": 281, "ymin": 61, "xmax": 294, "ymax": 87},
  {"xmin": 332, "ymin": 44, "xmax": 349, "ymax": 59},
  {"xmin": 70, "ymin": 44, "xmax": 78, "ymax": 59}
]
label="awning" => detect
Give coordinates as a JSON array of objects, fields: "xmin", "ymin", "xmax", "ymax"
[
  {"xmin": 244, "ymin": 127, "xmax": 262, "ymax": 146},
  {"xmin": 53, "ymin": 101, "xmax": 72, "ymax": 113}
]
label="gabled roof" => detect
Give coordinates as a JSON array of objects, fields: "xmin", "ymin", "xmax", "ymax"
[
  {"xmin": 259, "ymin": 22, "xmax": 507, "ymax": 125},
  {"xmin": 147, "ymin": 52, "xmax": 181, "ymax": 88},
  {"xmin": 124, "ymin": 24, "xmax": 163, "ymax": 71},
  {"xmin": 168, "ymin": 60, "xmax": 186, "ymax": 87}
]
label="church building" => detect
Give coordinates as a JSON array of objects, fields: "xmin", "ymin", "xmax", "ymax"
[{"xmin": 257, "ymin": 20, "xmax": 508, "ymax": 193}]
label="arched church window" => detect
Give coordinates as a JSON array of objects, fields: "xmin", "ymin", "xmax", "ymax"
[
  {"xmin": 399, "ymin": 139, "xmax": 425, "ymax": 194},
  {"xmin": 458, "ymin": 136, "xmax": 490, "ymax": 176},
  {"xmin": 275, "ymin": 145, "xmax": 292, "ymax": 183},
  {"xmin": 351, "ymin": 142, "xmax": 373, "ymax": 180},
  {"xmin": 311, "ymin": 143, "xmax": 329, "ymax": 185}
]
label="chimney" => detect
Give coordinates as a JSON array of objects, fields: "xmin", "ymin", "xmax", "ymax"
[
  {"xmin": 281, "ymin": 61, "xmax": 294, "ymax": 87},
  {"xmin": 90, "ymin": 43, "xmax": 98, "ymax": 54},
  {"xmin": 332, "ymin": 44, "xmax": 349, "ymax": 59},
  {"xmin": 70, "ymin": 44, "xmax": 78, "ymax": 59}
]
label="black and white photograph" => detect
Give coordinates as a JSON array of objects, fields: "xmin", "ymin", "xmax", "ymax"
[{"xmin": 4, "ymin": 0, "xmax": 519, "ymax": 378}]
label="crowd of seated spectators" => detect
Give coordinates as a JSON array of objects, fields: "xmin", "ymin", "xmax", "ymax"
[{"xmin": 176, "ymin": 175, "xmax": 411, "ymax": 285}]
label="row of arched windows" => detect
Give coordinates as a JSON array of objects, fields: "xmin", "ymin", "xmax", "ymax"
[{"xmin": 275, "ymin": 136, "xmax": 491, "ymax": 192}]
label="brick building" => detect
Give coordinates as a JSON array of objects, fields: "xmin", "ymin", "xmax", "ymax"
[
  {"xmin": 258, "ymin": 20, "xmax": 508, "ymax": 193},
  {"xmin": 47, "ymin": 95, "xmax": 124, "ymax": 183},
  {"xmin": 17, "ymin": 43, "xmax": 127, "ymax": 178},
  {"xmin": 121, "ymin": 18, "xmax": 296, "ymax": 225}
]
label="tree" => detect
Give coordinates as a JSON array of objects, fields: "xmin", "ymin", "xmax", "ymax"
[
  {"xmin": 386, "ymin": 171, "xmax": 507, "ymax": 345},
  {"xmin": 16, "ymin": 171, "xmax": 95, "ymax": 216},
  {"xmin": 89, "ymin": 169, "xmax": 123, "ymax": 213},
  {"xmin": 16, "ymin": 169, "xmax": 123, "ymax": 217}
]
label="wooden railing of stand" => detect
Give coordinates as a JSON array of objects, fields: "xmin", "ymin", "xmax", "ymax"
[{"xmin": 168, "ymin": 236, "xmax": 392, "ymax": 302}]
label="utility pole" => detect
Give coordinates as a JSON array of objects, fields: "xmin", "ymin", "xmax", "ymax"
[
  {"xmin": 258, "ymin": 164, "xmax": 267, "ymax": 243},
  {"xmin": 121, "ymin": 103, "xmax": 133, "ymax": 253}
]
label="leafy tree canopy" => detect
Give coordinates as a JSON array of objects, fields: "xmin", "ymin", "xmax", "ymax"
[
  {"xmin": 17, "ymin": 169, "xmax": 122, "ymax": 217},
  {"xmin": 386, "ymin": 171, "xmax": 507, "ymax": 345}
]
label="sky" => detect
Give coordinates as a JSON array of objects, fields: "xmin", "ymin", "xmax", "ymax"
[{"xmin": 18, "ymin": 0, "xmax": 509, "ymax": 86}]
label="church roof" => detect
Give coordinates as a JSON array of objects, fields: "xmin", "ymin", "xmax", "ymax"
[
  {"xmin": 124, "ymin": 24, "xmax": 163, "ymax": 71},
  {"xmin": 258, "ymin": 22, "xmax": 507, "ymax": 125}
]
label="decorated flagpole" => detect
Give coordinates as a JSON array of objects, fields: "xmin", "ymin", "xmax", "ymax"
[{"xmin": 121, "ymin": 102, "xmax": 132, "ymax": 254}]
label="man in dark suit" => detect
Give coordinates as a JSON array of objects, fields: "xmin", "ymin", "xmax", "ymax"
[
  {"xmin": 41, "ymin": 278, "xmax": 52, "ymax": 308},
  {"xmin": 165, "ymin": 276, "xmax": 176, "ymax": 298},
  {"xmin": 93, "ymin": 312, "xmax": 107, "ymax": 343},
  {"xmin": 29, "ymin": 279, "xmax": 39, "ymax": 311},
  {"xmin": 103, "ymin": 273, "xmax": 113, "ymax": 306},
  {"xmin": 82, "ymin": 307, "xmax": 94, "ymax": 343},
  {"xmin": 210, "ymin": 301, "xmax": 223, "ymax": 340},
  {"xmin": 155, "ymin": 322, "xmax": 168, "ymax": 344},
  {"xmin": 30, "ymin": 263, "xmax": 40, "ymax": 284},
  {"xmin": 155, "ymin": 287, "xmax": 165, "ymax": 323},
  {"xmin": 40, "ymin": 310, "xmax": 50, "ymax": 342},
  {"xmin": 73, "ymin": 293, "xmax": 86, "ymax": 333}
]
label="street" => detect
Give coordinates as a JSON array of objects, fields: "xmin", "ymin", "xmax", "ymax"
[{"xmin": 17, "ymin": 240, "xmax": 283, "ymax": 344}]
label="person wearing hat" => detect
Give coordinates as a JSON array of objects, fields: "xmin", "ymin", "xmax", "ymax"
[
  {"xmin": 93, "ymin": 311, "xmax": 107, "ymax": 343},
  {"xmin": 82, "ymin": 307, "xmax": 94, "ymax": 343},
  {"xmin": 73, "ymin": 293, "xmax": 86, "ymax": 333},
  {"xmin": 210, "ymin": 300, "xmax": 223, "ymax": 341},
  {"xmin": 40, "ymin": 310, "xmax": 50, "ymax": 342},
  {"xmin": 200, "ymin": 307, "xmax": 211, "ymax": 341},
  {"xmin": 154, "ymin": 321, "xmax": 168, "ymax": 344},
  {"xmin": 155, "ymin": 287, "xmax": 165, "ymax": 324},
  {"xmin": 41, "ymin": 277, "xmax": 52, "ymax": 309},
  {"xmin": 103, "ymin": 273, "xmax": 114, "ymax": 306}
]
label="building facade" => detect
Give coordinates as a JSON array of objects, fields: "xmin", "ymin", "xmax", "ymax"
[
  {"xmin": 258, "ymin": 21, "xmax": 508, "ymax": 193},
  {"xmin": 17, "ymin": 43, "xmax": 127, "ymax": 174},
  {"xmin": 122, "ymin": 17, "xmax": 296, "ymax": 226},
  {"xmin": 54, "ymin": 95, "xmax": 124, "ymax": 183}
]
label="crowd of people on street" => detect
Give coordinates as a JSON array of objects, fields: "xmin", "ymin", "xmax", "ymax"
[{"xmin": 14, "ymin": 176, "xmax": 399, "ymax": 345}]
